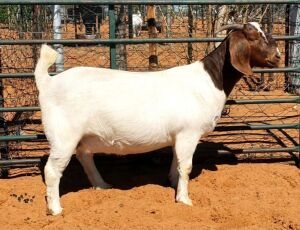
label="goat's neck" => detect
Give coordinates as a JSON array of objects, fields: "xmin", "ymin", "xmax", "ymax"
[{"xmin": 202, "ymin": 40, "xmax": 243, "ymax": 97}]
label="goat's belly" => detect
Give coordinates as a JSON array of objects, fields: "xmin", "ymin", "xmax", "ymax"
[{"xmin": 77, "ymin": 135, "xmax": 172, "ymax": 155}]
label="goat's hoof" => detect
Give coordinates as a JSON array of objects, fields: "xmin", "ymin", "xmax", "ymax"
[
  {"xmin": 176, "ymin": 196, "xmax": 193, "ymax": 206},
  {"xmin": 47, "ymin": 206, "xmax": 63, "ymax": 216},
  {"xmin": 94, "ymin": 183, "xmax": 112, "ymax": 190}
]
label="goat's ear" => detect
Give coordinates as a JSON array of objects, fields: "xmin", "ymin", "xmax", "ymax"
[{"xmin": 229, "ymin": 32, "xmax": 253, "ymax": 76}]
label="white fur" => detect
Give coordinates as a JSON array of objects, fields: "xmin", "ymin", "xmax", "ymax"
[
  {"xmin": 249, "ymin": 22, "xmax": 268, "ymax": 42},
  {"xmin": 132, "ymin": 12, "xmax": 143, "ymax": 37},
  {"xmin": 35, "ymin": 45, "xmax": 226, "ymax": 215}
]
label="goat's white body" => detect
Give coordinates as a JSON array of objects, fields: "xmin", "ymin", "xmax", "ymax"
[
  {"xmin": 39, "ymin": 62, "xmax": 226, "ymax": 156},
  {"xmin": 36, "ymin": 45, "xmax": 227, "ymax": 215}
]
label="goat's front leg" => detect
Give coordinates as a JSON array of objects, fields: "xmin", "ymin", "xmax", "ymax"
[{"xmin": 173, "ymin": 132, "xmax": 199, "ymax": 206}]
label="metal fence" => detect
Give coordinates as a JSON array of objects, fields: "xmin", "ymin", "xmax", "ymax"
[{"xmin": 0, "ymin": 0, "xmax": 299, "ymax": 175}]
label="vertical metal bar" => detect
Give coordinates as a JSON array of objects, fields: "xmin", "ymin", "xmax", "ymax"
[
  {"xmin": 74, "ymin": 5, "xmax": 78, "ymax": 38},
  {"xmin": 147, "ymin": 5, "xmax": 158, "ymax": 70},
  {"xmin": 128, "ymin": 4, "xmax": 133, "ymax": 39},
  {"xmin": 0, "ymin": 47, "xmax": 3, "ymax": 137},
  {"xmin": 19, "ymin": 5, "xmax": 25, "ymax": 39},
  {"xmin": 32, "ymin": 5, "xmax": 42, "ymax": 67},
  {"xmin": 285, "ymin": 4, "xmax": 290, "ymax": 90},
  {"xmin": 97, "ymin": 7, "xmax": 102, "ymax": 38},
  {"xmin": 95, "ymin": 15, "xmax": 99, "ymax": 36},
  {"xmin": 206, "ymin": 5, "xmax": 214, "ymax": 54},
  {"xmin": 187, "ymin": 5, "xmax": 193, "ymax": 64},
  {"xmin": 0, "ymin": 46, "xmax": 8, "ymax": 177},
  {"xmin": 109, "ymin": 4, "xmax": 117, "ymax": 69},
  {"xmin": 53, "ymin": 5, "xmax": 64, "ymax": 72},
  {"xmin": 166, "ymin": 5, "xmax": 172, "ymax": 38},
  {"xmin": 115, "ymin": 5, "xmax": 127, "ymax": 70},
  {"xmin": 289, "ymin": 4, "xmax": 300, "ymax": 94}
]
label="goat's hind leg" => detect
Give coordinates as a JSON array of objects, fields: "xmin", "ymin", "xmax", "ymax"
[
  {"xmin": 169, "ymin": 147, "xmax": 179, "ymax": 188},
  {"xmin": 44, "ymin": 114, "xmax": 84, "ymax": 215},
  {"xmin": 76, "ymin": 143, "xmax": 111, "ymax": 189},
  {"xmin": 45, "ymin": 141, "xmax": 78, "ymax": 215}
]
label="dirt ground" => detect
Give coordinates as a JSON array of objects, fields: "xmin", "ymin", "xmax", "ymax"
[{"xmin": 0, "ymin": 157, "xmax": 300, "ymax": 230}]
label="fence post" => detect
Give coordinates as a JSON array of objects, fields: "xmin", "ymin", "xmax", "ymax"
[
  {"xmin": 53, "ymin": 5, "xmax": 64, "ymax": 72},
  {"xmin": 128, "ymin": 5, "xmax": 133, "ymax": 39},
  {"xmin": 206, "ymin": 5, "xmax": 214, "ymax": 54},
  {"xmin": 285, "ymin": 4, "xmax": 290, "ymax": 90},
  {"xmin": 166, "ymin": 5, "xmax": 172, "ymax": 38},
  {"xmin": 289, "ymin": 4, "xmax": 300, "ymax": 95},
  {"xmin": 109, "ymin": 4, "xmax": 117, "ymax": 69},
  {"xmin": 116, "ymin": 5, "xmax": 127, "ymax": 70},
  {"xmin": 147, "ymin": 5, "xmax": 158, "ymax": 70},
  {"xmin": 0, "ymin": 47, "xmax": 8, "ymax": 177},
  {"xmin": 187, "ymin": 5, "xmax": 193, "ymax": 64}
]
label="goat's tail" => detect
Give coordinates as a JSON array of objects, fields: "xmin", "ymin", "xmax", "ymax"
[{"xmin": 34, "ymin": 44, "xmax": 57, "ymax": 92}]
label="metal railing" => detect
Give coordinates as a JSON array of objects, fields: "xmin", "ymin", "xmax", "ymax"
[
  {"xmin": 1, "ymin": 0, "xmax": 299, "ymax": 5},
  {"xmin": 0, "ymin": 0, "xmax": 299, "ymax": 170}
]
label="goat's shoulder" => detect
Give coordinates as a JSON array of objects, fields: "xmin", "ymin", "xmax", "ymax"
[{"xmin": 163, "ymin": 61, "xmax": 212, "ymax": 85}]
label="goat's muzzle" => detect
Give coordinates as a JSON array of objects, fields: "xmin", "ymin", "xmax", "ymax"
[{"xmin": 267, "ymin": 49, "xmax": 281, "ymax": 68}]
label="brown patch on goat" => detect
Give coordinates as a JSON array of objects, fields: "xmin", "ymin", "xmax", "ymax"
[
  {"xmin": 229, "ymin": 31, "xmax": 253, "ymax": 76},
  {"xmin": 202, "ymin": 23, "xmax": 280, "ymax": 97}
]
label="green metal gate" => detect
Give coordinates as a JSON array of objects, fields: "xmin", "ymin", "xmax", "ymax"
[{"xmin": 0, "ymin": 0, "xmax": 299, "ymax": 173}]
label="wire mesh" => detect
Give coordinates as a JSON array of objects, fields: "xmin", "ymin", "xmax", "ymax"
[{"xmin": 0, "ymin": 4, "xmax": 299, "ymax": 166}]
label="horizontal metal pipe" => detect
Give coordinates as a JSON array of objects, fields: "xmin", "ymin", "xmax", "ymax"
[
  {"xmin": 0, "ymin": 145, "xmax": 299, "ymax": 167},
  {"xmin": 2, "ymin": 38, "xmax": 225, "ymax": 45},
  {"xmin": 0, "ymin": 158, "xmax": 41, "ymax": 166},
  {"xmin": 0, "ymin": 73, "xmax": 37, "ymax": 79},
  {"xmin": 1, "ymin": 123, "xmax": 299, "ymax": 142},
  {"xmin": 0, "ymin": 135, "xmax": 46, "ymax": 141},
  {"xmin": 0, "ymin": 36, "xmax": 298, "ymax": 46},
  {"xmin": 253, "ymin": 67, "xmax": 300, "ymax": 73},
  {"xmin": 0, "ymin": 106, "xmax": 40, "ymax": 112},
  {"xmin": 0, "ymin": 67, "xmax": 299, "ymax": 80},
  {"xmin": 208, "ymin": 146, "xmax": 300, "ymax": 154},
  {"xmin": 1, "ymin": 0, "xmax": 298, "ymax": 5},
  {"xmin": 215, "ymin": 123, "xmax": 300, "ymax": 131},
  {"xmin": 226, "ymin": 97, "xmax": 300, "ymax": 104},
  {"xmin": 0, "ymin": 98, "xmax": 299, "ymax": 112}
]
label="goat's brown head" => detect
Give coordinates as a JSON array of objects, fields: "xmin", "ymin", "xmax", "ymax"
[{"xmin": 218, "ymin": 22, "xmax": 281, "ymax": 76}]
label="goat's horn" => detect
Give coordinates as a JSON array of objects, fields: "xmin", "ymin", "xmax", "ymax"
[{"xmin": 215, "ymin": 24, "xmax": 244, "ymax": 35}]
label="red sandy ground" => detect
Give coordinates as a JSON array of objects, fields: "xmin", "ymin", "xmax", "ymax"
[{"xmin": 0, "ymin": 161, "xmax": 300, "ymax": 229}]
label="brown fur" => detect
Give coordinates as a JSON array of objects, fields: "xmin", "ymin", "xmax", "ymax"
[{"xmin": 203, "ymin": 23, "xmax": 280, "ymax": 97}]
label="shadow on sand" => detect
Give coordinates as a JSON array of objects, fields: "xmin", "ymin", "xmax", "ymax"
[
  {"xmin": 37, "ymin": 141, "xmax": 237, "ymax": 196},
  {"xmin": 36, "ymin": 140, "xmax": 298, "ymax": 197}
]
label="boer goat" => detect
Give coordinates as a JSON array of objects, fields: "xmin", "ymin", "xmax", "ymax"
[{"xmin": 35, "ymin": 22, "xmax": 281, "ymax": 215}]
